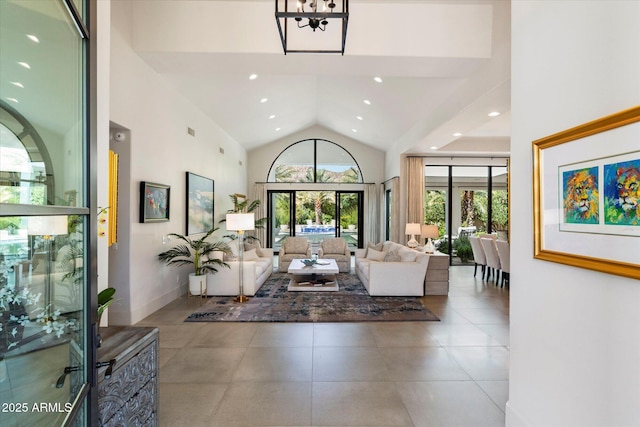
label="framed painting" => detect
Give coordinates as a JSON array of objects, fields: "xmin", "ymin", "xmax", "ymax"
[
  {"xmin": 186, "ymin": 172, "xmax": 214, "ymax": 235},
  {"xmin": 140, "ymin": 181, "xmax": 170, "ymax": 223},
  {"xmin": 532, "ymin": 105, "xmax": 640, "ymax": 279}
]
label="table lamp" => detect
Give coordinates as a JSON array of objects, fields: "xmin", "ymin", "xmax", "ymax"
[
  {"xmin": 405, "ymin": 223, "xmax": 421, "ymax": 248},
  {"xmin": 421, "ymin": 224, "xmax": 439, "ymax": 253}
]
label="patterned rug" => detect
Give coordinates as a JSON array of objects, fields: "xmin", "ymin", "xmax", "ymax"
[{"xmin": 185, "ymin": 273, "xmax": 439, "ymax": 323}]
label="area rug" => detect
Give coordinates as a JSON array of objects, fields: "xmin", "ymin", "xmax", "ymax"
[{"xmin": 185, "ymin": 273, "xmax": 439, "ymax": 323}]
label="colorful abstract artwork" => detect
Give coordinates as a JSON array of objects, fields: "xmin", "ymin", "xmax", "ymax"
[
  {"xmin": 140, "ymin": 181, "xmax": 170, "ymax": 223},
  {"xmin": 562, "ymin": 167, "xmax": 599, "ymax": 224},
  {"xmin": 604, "ymin": 159, "xmax": 640, "ymax": 226}
]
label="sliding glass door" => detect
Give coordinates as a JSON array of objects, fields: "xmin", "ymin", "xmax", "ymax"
[
  {"xmin": 268, "ymin": 190, "xmax": 363, "ymax": 251},
  {"xmin": 425, "ymin": 162, "xmax": 509, "ymax": 266}
]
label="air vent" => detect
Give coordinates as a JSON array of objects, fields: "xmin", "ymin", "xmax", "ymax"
[
  {"xmin": 219, "ymin": 147, "xmax": 224, "ymax": 154},
  {"xmin": 187, "ymin": 127, "xmax": 195, "ymax": 137}
]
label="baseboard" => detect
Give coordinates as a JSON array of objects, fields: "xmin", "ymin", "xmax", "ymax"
[
  {"xmin": 505, "ymin": 400, "xmax": 530, "ymax": 427},
  {"xmin": 109, "ymin": 283, "xmax": 187, "ymax": 325}
]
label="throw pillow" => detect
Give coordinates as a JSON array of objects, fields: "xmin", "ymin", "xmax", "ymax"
[
  {"xmin": 365, "ymin": 248, "xmax": 386, "ymax": 262},
  {"xmin": 243, "ymin": 248, "xmax": 259, "ymax": 261},
  {"xmin": 244, "ymin": 240, "xmax": 263, "ymax": 256},
  {"xmin": 367, "ymin": 242, "xmax": 383, "ymax": 251},
  {"xmin": 398, "ymin": 247, "xmax": 418, "ymax": 262},
  {"xmin": 383, "ymin": 249, "xmax": 401, "ymax": 262}
]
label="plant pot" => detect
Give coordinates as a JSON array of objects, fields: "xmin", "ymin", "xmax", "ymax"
[
  {"xmin": 348, "ymin": 224, "xmax": 356, "ymax": 231},
  {"xmin": 188, "ymin": 273, "xmax": 207, "ymax": 296},
  {"xmin": 280, "ymin": 224, "xmax": 289, "ymax": 231}
]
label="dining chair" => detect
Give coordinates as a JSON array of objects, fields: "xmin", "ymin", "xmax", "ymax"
[
  {"xmin": 480, "ymin": 237, "xmax": 501, "ymax": 285},
  {"xmin": 496, "ymin": 239, "xmax": 510, "ymax": 287},
  {"xmin": 468, "ymin": 236, "xmax": 487, "ymax": 279}
]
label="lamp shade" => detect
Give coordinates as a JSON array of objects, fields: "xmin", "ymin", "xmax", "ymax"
[
  {"xmin": 421, "ymin": 224, "xmax": 439, "ymax": 239},
  {"xmin": 27, "ymin": 215, "xmax": 68, "ymax": 236},
  {"xmin": 226, "ymin": 213, "xmax": 255, "ymax": 231},
  {"xmin": 405, "ymin": 223, "xmax": 421, "ymax": 236}
]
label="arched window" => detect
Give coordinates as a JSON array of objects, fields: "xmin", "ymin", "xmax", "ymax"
[
  {"xmin": 0, "ymin": 102, "xmax": 53, "ymax": 205},
  {"xmin": 267, "ymin": 139, "xmax": 363, "ymax": 183}
]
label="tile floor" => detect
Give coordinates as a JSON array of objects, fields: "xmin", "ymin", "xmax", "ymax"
[{"xmin": 136, "ymin": 264, "xmax": 510, "ymax": 427}]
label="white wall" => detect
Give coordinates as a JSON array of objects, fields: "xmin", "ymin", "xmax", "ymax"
[
  {"xmin": 108, "ymin": 1, "xmax": 247, "ymax": 324},
  {"xmin": 247, "ymin": 125, "xmax": 385, "ymax": 186},
  {"xmin": 508, "ymin": 2, "xmax": 640, "ymax": 426}
]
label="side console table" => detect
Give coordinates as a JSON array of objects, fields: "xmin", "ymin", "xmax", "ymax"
[
  {"xmin": 425, "ymin": 252, "xmax": 450, "ymax": 295},
  {"xmin": 97, "ymin": 326, "xmax": 159, "ymax": 426}
]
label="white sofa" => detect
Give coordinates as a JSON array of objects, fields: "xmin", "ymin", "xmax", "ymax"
[
  {"xmin": 355, "ymin": 241, "xmax": 428, "ymax": 296},
  {"xmin": 206, "ymin": 247, "xmax": 274, "ymax": 296}
]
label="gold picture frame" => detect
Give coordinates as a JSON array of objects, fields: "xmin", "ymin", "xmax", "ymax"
[{"xmin": 532, "ymin": 106, "xmax": 640, "ymax": 279}]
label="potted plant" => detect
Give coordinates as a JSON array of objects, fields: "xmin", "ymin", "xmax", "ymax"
[
  {"xmin": 97, "ymin": 287, "xmax": 116, "ymax": 325},
  {"xmin": 157, "ymin": 227, "xmax": 230, "ymax": 296}
]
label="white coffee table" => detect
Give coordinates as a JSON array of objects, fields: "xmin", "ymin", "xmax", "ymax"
[{"xmin": 287, "ymin": 258, "xmax": 339, "ymax": 291}]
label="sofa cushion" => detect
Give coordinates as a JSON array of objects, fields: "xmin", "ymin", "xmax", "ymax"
[
  {"xmin": 322, "ymin": 238, "xmax": 346, "ymax": 254},
  {"xmin": 244, "ymin": 248, "xmax": 259, "ymax": 261},
  {"xmin": 382, "ymin": 241, "xmax": 396, "ymax": 253},
  {"xmin": 383, "ymin": 249, "xmax": 401, "ymax": 262},
  {"xmin": 366, "ymin": 248, "xmax": 386, "ymax": 261},
  {"xmin": 367, "ymin": 242, "xmax": 383, "ymax": 251},
  {"xmin": 244, "ymin": 240, "xmax": 263, "ymax": 256},
  {"xmin": 283, "ymin": 237, "xmax": 309, "ymax": 254},
  {"xmin": 398, "ymin": 247, "xmax": 418, "ymax": 262}
]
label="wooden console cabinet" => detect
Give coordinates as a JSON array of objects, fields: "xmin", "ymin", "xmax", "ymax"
[
  {"xmin": 425, "ymin": 252, "xmax": 450, "ymax": 295},
  {"xmin": 97, "ymin": 326, "xmax": 159, "ymax": 426}
]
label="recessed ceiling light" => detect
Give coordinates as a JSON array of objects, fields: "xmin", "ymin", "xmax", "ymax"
[
  {"xmin": 10, "ymin": 82, "xmax": 24, "ymax": 88},
  {"xmin": 5, "ymin": 97, "xmax": 19, "ymax": 103},
  {"xmin": 356, "ymin": 116, "xmax": 363, "ymax": 121},
  {"xmin": 351, "ymin": 129, "xmax": 357, "ymax": 133},
  {"xmin": 17, "ymin": 62, "xmax": 31, "ymax": 69},
  {"xmin": 453, "ymin": 132, "xmax": 462, "ymax": 137},
  {"xmin": 269, "ymin": 114, "xmax": 276, "ymax": 119},
  {"xmin": 260, "ymin": 98, "xmax": 268, "ymax": 103},
  {"xmin": 363, "ymin": 99, "xmax": 371, "ymax": 105},
  {"xmin": 488, "ymin": 111, "xmax": 501, "ymax": 117},
  {"xmin": 249, "ymin": 74, "xmax": 258, "ymax": 80},
  {"xmin": 26, "ymin": 34, "xmax": 39, "ymax": 43},
  {"xmin": 275, "ymin": 127, "xmax": 281, "ymax": 131},
  {"xmin": 373, "ymin": 76, "xmax": 383, "ymax": 83},
  {"xmin": 430, "ymin": 146, "xmax": 438, "ymax": 150}
]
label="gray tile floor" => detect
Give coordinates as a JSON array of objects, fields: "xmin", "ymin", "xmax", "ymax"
[{"xmin": 136, "ymin": 264, "xmax": 509, "ymax": 426}]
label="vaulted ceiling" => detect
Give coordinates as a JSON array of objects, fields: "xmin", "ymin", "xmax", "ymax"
[{"xmin": 126, "ymin": 0, "xmax": 511, "ymax": 156}]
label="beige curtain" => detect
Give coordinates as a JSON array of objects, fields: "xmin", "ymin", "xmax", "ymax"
[
  {"xmin": 363, "ymin": 183, "xmax": 379, "ymax": 245},
  {"xmin": 388, "ymin": 177, "xmax": 400, "ymax": 243},
  {"xmin": 252, "ymin": 183, "xmax": 267, "ymax": 246},
  {"xmin": 406, "ymin": 157, "xmax": 425, "ymax": 224}
]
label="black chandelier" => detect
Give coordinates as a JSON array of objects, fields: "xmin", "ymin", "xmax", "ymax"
[{"xmin": 275, "ymin": 0, "xmax": 349, "ymax": 55}]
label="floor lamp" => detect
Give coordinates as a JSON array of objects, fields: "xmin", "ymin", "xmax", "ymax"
[
  {"xmin": 226, "ymin": 212, "xmax": 255, "ymax": 303},
  {"xmin": 27, "ymin": 215, "xmax": 68, "ymax": 320}
]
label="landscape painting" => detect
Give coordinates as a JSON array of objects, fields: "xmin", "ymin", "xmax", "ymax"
[{"xmin": 186, "ymin": 172, "xmax": 214, "ymax": 235}]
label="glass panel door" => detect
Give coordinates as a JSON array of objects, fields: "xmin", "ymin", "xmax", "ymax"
[
  {"xmin": 337, "ymin": 192, "xmax": 361, "ymax": 250},
  {"xmin": 0, "ymin": 1, "xmax": 91, "ymax": 425},
  {"xmin": 492, "ymin": 166, "xmax": 509, "ymax": 240},
  {"xmin": 269, "ymin": 191, "xmax": 293, "ymax": 251},
  {"xmin": 295, "ymin": 191, "xmax": 336, "ymax": 244}
]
